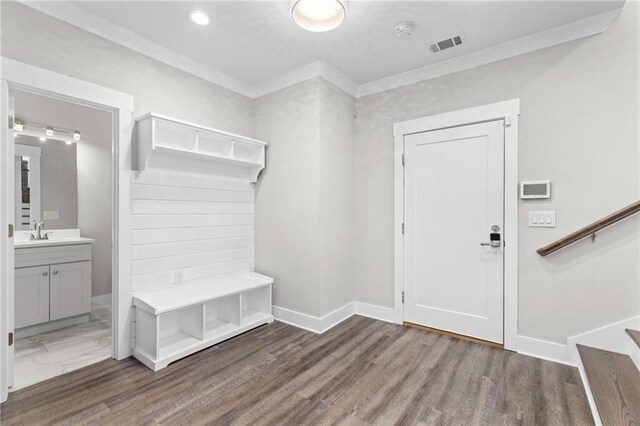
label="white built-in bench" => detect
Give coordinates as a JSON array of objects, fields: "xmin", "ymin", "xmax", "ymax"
[{"xmin": 132, "ymin": 272, "xmax": 273, "ymax": 370}]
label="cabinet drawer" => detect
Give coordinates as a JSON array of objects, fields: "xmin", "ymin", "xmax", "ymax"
[{"xmin": 15, "ymin": 244, "xmax": 91, "ymax": 268}]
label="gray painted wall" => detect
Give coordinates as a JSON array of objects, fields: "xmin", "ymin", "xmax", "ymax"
[
  {"xmin": 76, "ymin": 111, "xmax": 113, "ymax": 297},
  {"xmin": 354, "ymin": 2, "xmax": 640, "ymax": 343},
  {"xmin": 254, "ymin": 79, "xmax": 356, "ymax": 317},
  {"xmin": 254, "ymin": 80, "xmax": 323, "ymax": 316}
]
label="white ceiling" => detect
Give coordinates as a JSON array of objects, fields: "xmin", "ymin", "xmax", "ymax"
[{"xmin": 68, "ymin": 0, "xmax": 623, "ymax": 87}]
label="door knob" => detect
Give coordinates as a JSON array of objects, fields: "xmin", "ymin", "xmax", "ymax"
[
  {"xmin": 481, "ymin": 230, "xmax": 501, "ymax": 248},
  {"xmin": 52, "ymin": 270, "xmax": 58, "ymax": 275},
  {"xmin": 480, "ymin": 241, "xmax": 501, "ymax": 248},
  {"xmin": 42, "ymin": 271, "xmax": 48, "ymax": 276}
]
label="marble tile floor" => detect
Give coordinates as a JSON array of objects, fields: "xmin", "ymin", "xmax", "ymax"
[{"xmin": 11, "ymin": 301, "xmax": 112, "ymax": 391}]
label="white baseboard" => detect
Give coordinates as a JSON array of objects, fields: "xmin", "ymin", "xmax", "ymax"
[
  {"xmin": 272, "ymin": 302, "xmax": 355, "ymax": 334},
  {"xmin": 516, "ymin": 335, "xmax": 573, "ymax": 366},
  {"xmin": 354, "ymin": 302, "xmax": 395, "ymax": 323},
  {"xmin": 92, "ymin": 293, "xmax": 112, "ymax": 307},
  {"xmin": 272, "ymin": 301, "xmax": 396, "ymax": 334},
  {"xmin": 578, "ymin": 365, "xmax": 603, "ymax": 426},
  {"xmin": 567, "ymin": 315, "xmax": 640, "ymax": 368}
]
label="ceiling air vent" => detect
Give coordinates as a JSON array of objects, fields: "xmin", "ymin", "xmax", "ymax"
[{"xmin": 429, "ymin": 33, "xmax": 464, "ymax": 54}]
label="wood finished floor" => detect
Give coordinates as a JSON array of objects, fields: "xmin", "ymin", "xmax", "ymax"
[{"xmin": 1, "ymin": 316, "xmax": 593, "ymax": 425}]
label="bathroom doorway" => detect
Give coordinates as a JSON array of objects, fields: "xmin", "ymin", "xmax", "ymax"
[
  {"xmin": 1, "ymin": 59, "xmax": 134, "ymax": 402},
  {"xmin": 10, "ymin": 90, "xmax": 113, "ymax": 390}
]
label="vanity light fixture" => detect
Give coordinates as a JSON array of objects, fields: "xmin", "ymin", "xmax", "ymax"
[
  {"xmin": 13, "ymin": 119, "xmax": 80, "ymax": 145},
  {"xmin": 291, "ymin": 0, "xmax": 346, "ymax": 32},
  {"xmin": 188, "ymin": 10, "xmax": 210, "ymax": 26}
]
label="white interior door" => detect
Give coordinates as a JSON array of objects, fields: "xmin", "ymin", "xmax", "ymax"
[
  {"xmin": 404, "ymin": 120, "xmax": 504, "ymax": 343},
  {"xmin": 1, "ymin": 80, "xmax": 16, "ymax": 401}
]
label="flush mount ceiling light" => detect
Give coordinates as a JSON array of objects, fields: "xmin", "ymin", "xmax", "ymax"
[
  {"xmin": 291, "ymin": 0, "xmax": 346, "ymax": 32},
  {"xmin": 188, "ymin": 10, "xmax": 210, "ymax": 26}
]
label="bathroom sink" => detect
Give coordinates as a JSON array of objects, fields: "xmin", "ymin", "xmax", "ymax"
[{"xmin": 14, "ymin": 237, "xmax": 94, "ymax": 249}]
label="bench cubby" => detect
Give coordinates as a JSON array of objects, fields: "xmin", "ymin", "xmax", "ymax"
[{"xmin": 133, "ymin": 272, "xmax": 273, "ymax": 370}]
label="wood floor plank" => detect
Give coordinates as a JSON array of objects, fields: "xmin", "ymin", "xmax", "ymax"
[
  {"xmin": 1, "ymin": 317, "xmax": 593, "ymax": 426},
  {"xmin": 578, "ymin": 344, "xmax": 640, "ymax": 426}
]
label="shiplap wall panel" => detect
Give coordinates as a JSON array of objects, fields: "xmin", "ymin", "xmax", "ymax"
[
  {"xmin": 132, "ymin": 200, "xmax": 253, "ymax": 215},
  {"xmin": 132, "ymin": 185, "xmax": 253, "ymax": 203},
  {"xmin": 132, "ymin": 258, "xmax": 255, "ymax": 291},
  {"xmin": 132, "ymin": 214, "xmax": 254, "ymax": 229},
  {"xmin": 131, "ymin": 170, "xmax": 255, "ymax": 293},
  {"xmin": 132, "ymin": 226, "xmax": 254, "ymax": 245},
  {"xmin": 132, "ymin": 236, "xmax": 254, "ymax": 260}
]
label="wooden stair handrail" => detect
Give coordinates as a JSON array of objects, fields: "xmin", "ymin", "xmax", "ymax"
[{"xmin": 537, "ymin": 200, "xmax": 640, "ymax": 256}]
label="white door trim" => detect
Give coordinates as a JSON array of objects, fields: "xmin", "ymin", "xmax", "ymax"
[
  {"xmin": 393, "ymin": 99, "xmax": 520, "ymax": 351},
  {"xmin": 0, "ymin": 57, "xmax": 133, "ymax": 402}
]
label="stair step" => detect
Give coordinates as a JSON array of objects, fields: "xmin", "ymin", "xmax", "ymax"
[
  {"xmin": 627, "ymin": 329, "xmax": 640, "ymax": 349},
  {"xmin": 577, "ymin": 344, "xmax": 640, "ymax": 426}
]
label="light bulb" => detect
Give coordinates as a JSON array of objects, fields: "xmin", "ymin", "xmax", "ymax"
[
  {"xmin": 291, "ymin": 0, "xmax": 346, "ymax": 32},
  {"xmin": 73, "ymin": 131, "xmax": 81, "ymax": 141},
  {"xmin": 188, "ymin": 10, "xmax": 210, "ymax": 26},
  {"xmin": 46, "ymin": 126, "xmax": 54, "ymax": 136}
]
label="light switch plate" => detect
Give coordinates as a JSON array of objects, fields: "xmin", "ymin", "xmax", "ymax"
[
  {"xmin": 528, "ymin": 211, "xmax": 556, "ymax": 228},
  {"xmin": 43, "ymin": 211, "xmax": 59, "ymax": 220}
]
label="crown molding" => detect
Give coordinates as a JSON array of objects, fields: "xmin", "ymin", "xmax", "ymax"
[
  {"xmin": 249, "ymin": 60, "xmax": 358, "ymax": 98},
  {"xmin": 356, "ymin": 8, "xmax": 623, "ymax": 97},
  {"xmin": 20, "ymin": 1, "xmax": 254, "ymax": 98},
  {"xmin": 21, "ymin": 1, "xmax": 623, "ymax": 100}
]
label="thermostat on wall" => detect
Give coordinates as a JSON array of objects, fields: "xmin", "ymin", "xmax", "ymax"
[{"xmin": 520, "ymin": 181, "xmax": 550, "ymax": 199}]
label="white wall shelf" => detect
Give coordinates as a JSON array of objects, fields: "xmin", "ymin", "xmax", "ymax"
[
  {"xmin": 136, "ymin": 113, "xmax": 267, "ymax": 182},
  {"xmin": 132, "ymin": 272, "xmax": 273, "ymax": 370}
]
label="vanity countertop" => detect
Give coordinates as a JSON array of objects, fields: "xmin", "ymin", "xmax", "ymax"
[{"xmin": 14, "ymin": 237, "xmax": 95, "ymax": 249}]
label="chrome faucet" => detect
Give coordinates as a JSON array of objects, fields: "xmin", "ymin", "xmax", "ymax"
[{"xmin": 28, "ymin": 220, "xmax": 52, "ymax": 240}]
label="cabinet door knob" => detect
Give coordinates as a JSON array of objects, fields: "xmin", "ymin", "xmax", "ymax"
[
  {"xmin": 52, "ymin": 270, "xmax": 58, "ymax": 275},
  {"xmin": 42, "ymin": 271, "xmax": 48, "ymax": 276}
]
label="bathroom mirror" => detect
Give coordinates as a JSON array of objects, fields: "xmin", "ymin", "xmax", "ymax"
[{"xmin": 14, "ymin": 138, "xmax": 78, "ymax": 231}]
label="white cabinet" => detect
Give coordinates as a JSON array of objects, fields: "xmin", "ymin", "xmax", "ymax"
[
  {"xmin": 133, "ymin": 272, "xmax": 273, "ymax": 371},
  {"xmin": 136, "ymin": 113, "xmax": 267, "ymax": 182},
  {"xmin": 14, "ymin": 242, "xmax": 93, "ymax": 332},
  {"xmin": 50, "ymin": 261, "xmax": 92, "ymax": 321},
  {"xmin": 15, "ymin": 265, "xmax": 50, "ymax": 329}
]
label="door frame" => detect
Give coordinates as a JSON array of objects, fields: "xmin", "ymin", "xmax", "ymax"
[
  {"xmin": 0, "ymin": 57, "xmax": 134, "ymax": 402},
  {"xmin": 393, "ymin": 99, "xmax": 520, "ymax": 351}
]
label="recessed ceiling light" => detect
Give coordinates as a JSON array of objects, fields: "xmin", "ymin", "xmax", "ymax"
[
  {"xmin": 291, "ymin": 0, "xmax": 346, "ymax": 32},
  {"xmin": 188, "ymin": 10, "xmax": 210, "ymax": 26}
]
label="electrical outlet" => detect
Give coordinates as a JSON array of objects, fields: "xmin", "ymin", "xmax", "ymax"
[{"xmin": 174, "ymin": 270, "xmax": 184, "ymax": 283}]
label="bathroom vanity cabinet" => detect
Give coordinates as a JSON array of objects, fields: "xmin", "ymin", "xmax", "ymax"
[{"xmin": 14, "ymin": 241, "xmax": 93, "ymax": 332}]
